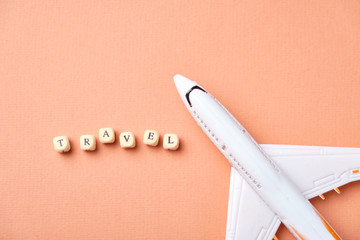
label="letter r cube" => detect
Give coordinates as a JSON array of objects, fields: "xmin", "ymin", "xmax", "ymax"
[{"xmin": 80, "ymin": 135, "xmax": 96, "ymax": 151}]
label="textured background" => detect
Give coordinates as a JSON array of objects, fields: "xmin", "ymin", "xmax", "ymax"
[{"xmin": 1, "ymin": 1, "xmax": 360, "ymax": 239}]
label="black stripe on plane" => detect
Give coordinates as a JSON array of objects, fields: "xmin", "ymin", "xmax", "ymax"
[{"xmin": 185, "ymin": 85, "xmax": 207, "ymax": 107}]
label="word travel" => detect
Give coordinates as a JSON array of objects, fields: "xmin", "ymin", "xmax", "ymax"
[{"xmin": 53, "ymin": 128, "xmax": 179, "ymax": 153}]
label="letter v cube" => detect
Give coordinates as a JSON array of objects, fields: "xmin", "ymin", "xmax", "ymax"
[{"xmin": 120, "ymin": 132, "xmax": 136, "ymax": 148}]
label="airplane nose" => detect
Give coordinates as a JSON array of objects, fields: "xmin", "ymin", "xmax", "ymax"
[{"xmin": 173, "ymin": 74, "xmax": 198, "ymax": 97}]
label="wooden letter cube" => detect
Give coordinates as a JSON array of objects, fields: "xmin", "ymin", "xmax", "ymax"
[
  {"xmin": 80, "ymin": 135, "xmax": 96, "ymax": 151},
  {"xmin": 120, "ymin": 132, "xmax": 136, "ymax": 148},
  {"xmin": 143, "ymin": 130, "xmax": 159, "ymax": 146},
  {"xmin": 99, "ymin": 127, "xmax": 115, "ymax": 143},
  {"xmin": 163, "ymin": 134, "xmax": 179, "ymax": 150},
  {"xmin": 53, "ymin": 136, "xmax": 71, "ymax": 153}
]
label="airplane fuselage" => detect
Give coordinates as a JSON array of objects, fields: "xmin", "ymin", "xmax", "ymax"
[{"xmin": 174, "ymin": 75, "xmax": 341, "ymax": 240}]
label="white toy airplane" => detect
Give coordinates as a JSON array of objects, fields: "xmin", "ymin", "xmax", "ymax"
[{"xmin": 174, "ymin": 74, "xmax": 360, "ymax": 240}]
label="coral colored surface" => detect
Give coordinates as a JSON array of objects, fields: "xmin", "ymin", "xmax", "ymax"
[{"xmin": 1, "ymin": 1, "xmax": 360, "ymax": 239}]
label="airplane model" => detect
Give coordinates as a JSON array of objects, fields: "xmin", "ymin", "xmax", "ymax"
[{"xmin": 174, "ymin": 74, "xmax": 360, "ymax": 240}]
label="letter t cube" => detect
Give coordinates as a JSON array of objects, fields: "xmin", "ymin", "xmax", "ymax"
[{"xmin": 53, "ymin": 136, "xmax": 71, "ymax": 153}]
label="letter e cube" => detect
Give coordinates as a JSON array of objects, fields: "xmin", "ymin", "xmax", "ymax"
[{"xmin": 143, "ymin": 130, "xmax": 159, "ymax": 146}]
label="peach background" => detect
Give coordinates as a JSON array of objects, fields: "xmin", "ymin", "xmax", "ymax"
[{"xmin": 1, "ymin": 1, "xmax": 360, "ymax": 239}]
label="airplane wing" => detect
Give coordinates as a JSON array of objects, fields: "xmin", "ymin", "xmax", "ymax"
[
  {"xmin": 226, "ymin": 145, "xmax": 360, "ymax": 240},
  {"xmin": 260, "ymin": 144, "xmax": 360, "ymax": 199},
  {"xmin": 226, "ymin": 167, "xmax": 281, "ymax": 240}
]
